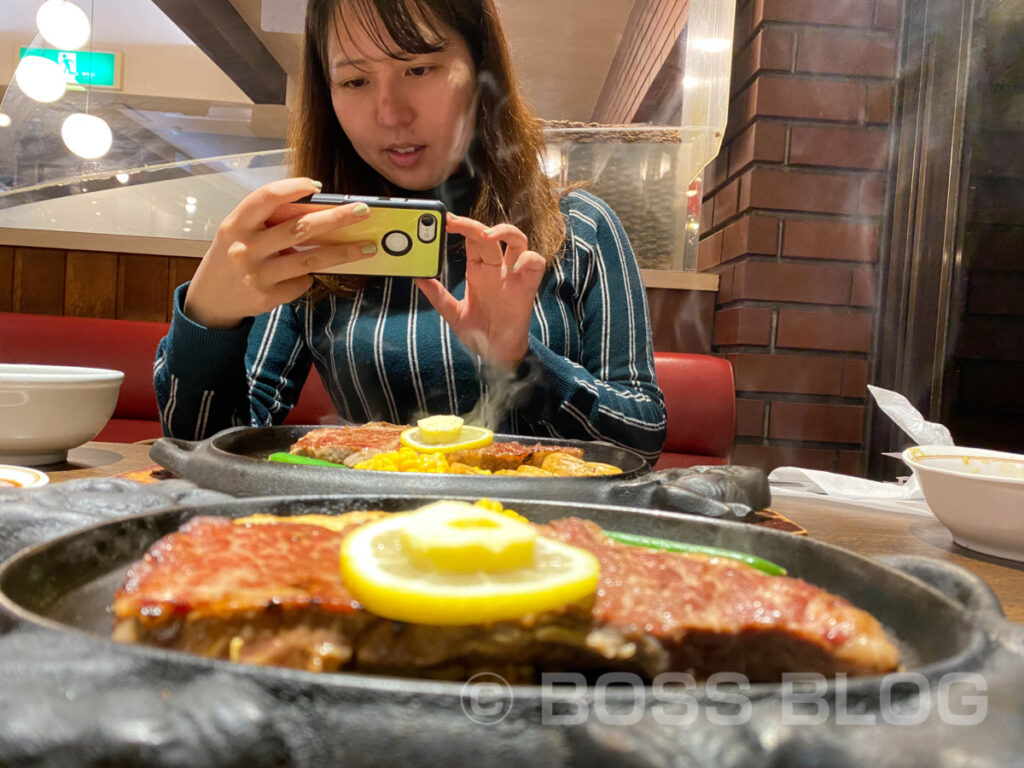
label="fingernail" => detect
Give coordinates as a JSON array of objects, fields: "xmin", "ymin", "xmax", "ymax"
[
  {"xmin": 483, "ymin": 228, "xmax": 494, "ymax": 236},
  {"xmin": 361, "ymin": 243, "xmax": 377, "ymax": 255},
  {"xmin": 311, "ymin": 180, "xmax": 323, "ymax": 190},
  {"xmin": 511, "ymin": 260, "xmax": 520, "ymax": 272},
  {"xmin": 353, "ymin": 203, "xmax": 369, "ymax": 216}
]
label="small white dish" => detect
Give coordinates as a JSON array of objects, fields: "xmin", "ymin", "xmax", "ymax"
[
  {"xmin": 0, "ymin": 464, "xmax": 50, "ymax": 490},
  {"xmin": 903, "ymin": 445, "xmax": 1024, "ymax": 562}
]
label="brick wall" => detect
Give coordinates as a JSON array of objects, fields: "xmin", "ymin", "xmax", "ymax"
[{"xmin": 699, "ymin": 0, "xmax": 900, "ymax": 474}]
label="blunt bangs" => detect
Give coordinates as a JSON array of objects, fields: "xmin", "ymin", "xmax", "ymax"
[{"xmin": 329, "ymin": 0, "xmax": 449, "ymax": 74}]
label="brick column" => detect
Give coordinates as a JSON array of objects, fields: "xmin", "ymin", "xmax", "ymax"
[{"xmin": 699, "ymin": 0, "xmax": 900, "ymax": 475}]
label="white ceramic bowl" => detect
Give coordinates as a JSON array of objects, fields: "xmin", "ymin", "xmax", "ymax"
[
  {"xmin": 902, "ymin": 445, "xmax": 1024, "ymax": 562},
  {"xmin": 0, "ymin": 364, "xmax": 124, "ymax": 466}
]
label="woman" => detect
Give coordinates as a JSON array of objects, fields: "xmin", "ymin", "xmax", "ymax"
[{"xmin": 155, "ymin": 0, "xmax": 667, "ymax": 461}]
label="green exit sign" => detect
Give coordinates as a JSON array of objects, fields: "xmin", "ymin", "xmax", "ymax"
[{"xmin": 19, "ymin": 47, "xmax": 122, "ymax": 89}]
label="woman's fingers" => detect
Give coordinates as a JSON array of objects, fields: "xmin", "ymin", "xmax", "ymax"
[
  {"xmin": 247, "ymin": 241, "xmax": 377, "ymax": 289},
  {"xmin": 511, "ymin": 249, "xmax": 546, "ymax": 275},
  {"xmin": 480, "ymin": 223, "xmax": 529, "ymax": 268},
  {"xmin": 265, "ymin": 274, "xmax": 316, "ymax": 306},
  {"xmin": 414, "ymin": 278, "xmax": 461, "ymax": 326},
  {"xmin": 228, "ymin": 177, "xmax": 323, "ymax": 232},
  {"xmin": 444, "ymin": 212, "xmax": 488, "ymax": 238},
  {"xmin": 257, "ymin": 199, "xmax": 373, "ymax": 255},
  {"xmin": 447, "ymin": 214, "xmax": 530, "ymax": 268},
  {"xmin": 447, "ymin": 213, "xmax": 502, "ymax": 265}
]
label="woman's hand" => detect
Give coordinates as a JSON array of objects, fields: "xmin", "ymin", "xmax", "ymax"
[
  {"xmin": 415, "ymin": 213, "xmax": 546, "ymax": 368},
  {"xmin": 183, "ymin": 178, "xmax": 376, "ymax": 329}
]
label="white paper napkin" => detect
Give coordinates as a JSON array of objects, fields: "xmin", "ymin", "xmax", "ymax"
[
  {"xmin": 768, "ymin": 466, "xmax": 923, "ymax": 500},
  {"xmin": 766, "ymin": 385, "xmax": 955, "ymax": 516},
  {"xmin": 866, "ymin": 384, "xmax": 954, "ymax": 447}
]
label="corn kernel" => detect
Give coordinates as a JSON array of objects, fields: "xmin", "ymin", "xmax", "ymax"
[
  {"xmin": 354, "ymin": 448, "xmax": 452, "ymax": 473},
  {"xmin": 473, "ymin": 498, "xmax": 528, "ymax": 523}
]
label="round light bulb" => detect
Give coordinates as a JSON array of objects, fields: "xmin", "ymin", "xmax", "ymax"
[
  {"xmin": 36, "ymin": 0, "xmax": 91, "ymax": 50},
  {"xmin": 61, "ymin": 113, "xmax": 113, "ymax": 159},
  {"xmin": 14, "ymin": 55, "xmax": 67, "ymax": 103},
  {"xmin": 0, "ymin": 113, "xmax": 11, "ymax": 128}
]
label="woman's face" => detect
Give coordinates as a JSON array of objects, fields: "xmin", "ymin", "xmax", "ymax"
[{"xmin": 326, "ymin": 9, "xmax": 477, "ymax": 191}]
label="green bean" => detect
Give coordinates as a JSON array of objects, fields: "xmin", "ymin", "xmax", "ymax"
[
  {"xmin": 266, "ymin": 452, "xmax": 348, "ymax": 468},
  {"xmin": 603, "ymin": 530, "xmax": 786, "ymax": 576}
]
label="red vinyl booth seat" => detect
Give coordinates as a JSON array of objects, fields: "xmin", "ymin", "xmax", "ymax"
[
  {"xmin": 0, "ymin": 314, "xmax": 736, "ymax": 467},
  {"xmin": 0, "ymin": 312, "xmax": 171, "ymax": 443},
  {"xmin": 292, "ymin": 350, "xmax": 738, "ymax": 469},
  {"xmin": 652, "ymin": 352, "xmax": 735, "ymax": 469},
  {"xmin": 0, "ymin": 312, "xmax": 334, "ymax": 443}
]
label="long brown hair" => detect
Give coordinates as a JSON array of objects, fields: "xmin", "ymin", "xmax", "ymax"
[{"xmin": 289, "ymin": 0, "xmax": 565, "ymax": 281}]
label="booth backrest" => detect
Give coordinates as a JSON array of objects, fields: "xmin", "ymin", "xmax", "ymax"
[
  {"xmin": 286, "ymin": 351, "xmax": 737, "ymax": 469},
  {"xmin": 0, "ymin": 313, "xmax": 736, "ymax": 466},
  {"xmin": 653, "ymin": 352, "xmax": 735, "ymax": 469},
  {"xmin": 288, "ymin": 369, "xmax": 335, "ymax": 426},
  {"xmin": 0, "ymin": 312, "xmax": 170, "ymax": 443}
]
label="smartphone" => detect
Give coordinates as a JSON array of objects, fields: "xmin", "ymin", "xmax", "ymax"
[{"xmin": 266, "ymin": 193, "xmax": 446, "ymax": 278}]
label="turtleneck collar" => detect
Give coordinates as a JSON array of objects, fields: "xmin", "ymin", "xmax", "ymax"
[{"xmin": 382, "ymin": 159, "xmax": 479, "ymax": 218}]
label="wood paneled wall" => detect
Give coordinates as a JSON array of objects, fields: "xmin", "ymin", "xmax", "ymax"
[
  {"xmin": 591, "ymin": 0, "xmax": 689, "ymax": 124},
  {"xmin": 0, "ymin": 245, "xmax": 714, "ymax": 354},
  {"xmin": 0, "ymin": 245, "xmax": 198, "ymax": 322}
]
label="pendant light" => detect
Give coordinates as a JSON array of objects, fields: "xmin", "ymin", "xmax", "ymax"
[
  {"xmin": 14, "ymin": 54, "xmax": 66, "ymax": 103},
  {"xmin": 36, "ymin": 0, "xmax": 91, "ymax": 50},
  {"xmin": 59, "ymin": 0, "xmax": 112, "ymax": 160},
  {"xmin": 61, "ymin": 112, "xmax": 112, "ymax": 159}
]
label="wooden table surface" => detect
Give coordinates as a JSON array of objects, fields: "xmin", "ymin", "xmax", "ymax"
[{"xmin": 43, "ymin": 441, "xmax": 1024, "ymax": 624}]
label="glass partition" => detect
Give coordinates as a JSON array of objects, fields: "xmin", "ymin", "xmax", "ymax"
[{"xmin": 0, "ymin": 0, "xmax": 735, "ymax": 272}]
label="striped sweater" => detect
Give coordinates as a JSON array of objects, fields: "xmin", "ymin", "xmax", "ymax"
[{"xmin": 155, "ymin": 189, "xmax": 667, "ymax": 461}]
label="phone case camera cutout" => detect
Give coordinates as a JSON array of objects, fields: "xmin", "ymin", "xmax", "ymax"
[{"xmin": 267, "ymin": 193, "xmax": 446, "ymax": 278}]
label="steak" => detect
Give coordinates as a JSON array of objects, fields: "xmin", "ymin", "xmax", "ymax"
[
  {"xmin": 291, "ymin": 424, "xmax": 592, "ymax": 473},
  {"xmin": 545, "ymin": 518, "xmax": 900, "ymax": 679},
  {"xmin": 113, "ymin": 514, "xmax": 900, "ymax": 682},
  {"xmin": 290, "ymin": 423, "xmax": 406, "ymax": 466}
]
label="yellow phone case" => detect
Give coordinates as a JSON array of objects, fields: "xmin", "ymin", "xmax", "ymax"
[{"xmin": 270, "ymin": 194, "xmax": 446, "ymax": 278}]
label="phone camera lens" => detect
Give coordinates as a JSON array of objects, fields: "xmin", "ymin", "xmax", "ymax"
[{"xmin": 417, "ymin": 214, "xmax": 437, "ymax": 244}]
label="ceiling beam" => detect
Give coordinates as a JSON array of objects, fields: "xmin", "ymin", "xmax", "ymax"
[
  {"xmin": 591, "ymin": 0, "xmax": 689, "ymax": 124},
  {"xmin": 151, "ymin": 0, "xmax": 287, "ymax": 104}
]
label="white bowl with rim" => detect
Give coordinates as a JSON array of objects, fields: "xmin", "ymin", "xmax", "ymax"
[
  {"xmin": 902, "ymin": 445, "xmax": 1024, "ymax": 562},
  {"xmin": 0, "ymin": 464, "xmax": 50, "ymax": 489},
  {"xmin": 0, "ymin": 364, "xmax": 124, "ymax": 466}
]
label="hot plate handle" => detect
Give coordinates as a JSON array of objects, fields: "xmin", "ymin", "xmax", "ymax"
[
  {"xmin": 875, "ymin": 554, "xmax": 1005, "ymax": 621},
  {"xmin": 149, "ymin": 437, "xmax": 201, "ymax": 476},
  {"xmin": 603, "ymin": 465, "xmax": 771, "ymax": 518}
]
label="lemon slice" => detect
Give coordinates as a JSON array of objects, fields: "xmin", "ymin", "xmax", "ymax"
[
  {"xmin": 400, "ymin": 501, "xmax": 536, "ymax": 572},
  {"xmin": 340, "ymin": 501, "xmax": 599, "ymax": 625},
  {"xmin": 399, "ymin": 424, "xmax": 494, "ymax": 453},
  {"xmin": 415, "ymin": 415, "xmax": 465, "ymax": 444}
]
